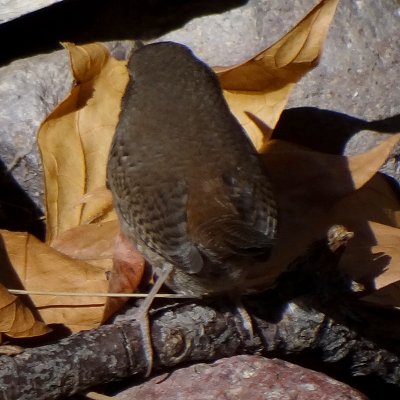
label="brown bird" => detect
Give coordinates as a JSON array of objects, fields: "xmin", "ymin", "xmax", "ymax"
[{"xmin": 107, "ymin": 42, "xmax": 278, "ymax": 374}]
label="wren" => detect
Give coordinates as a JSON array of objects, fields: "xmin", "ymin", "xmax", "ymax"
[{"xmin": 107, "ymin": 42, "xmax": 278, "ymax": 374}]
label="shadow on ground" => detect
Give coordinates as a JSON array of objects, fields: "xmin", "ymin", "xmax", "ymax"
[
  {"xmin": 272, "ymin": 107, "xmax": 400, "ymax": 155},
  {"xmin": 0, "ymin": 0, "xmax": 248, "ymax": 65},
  {"xmin": 0, "ymin": 159, "xmax": 45, "ymax": 240}
]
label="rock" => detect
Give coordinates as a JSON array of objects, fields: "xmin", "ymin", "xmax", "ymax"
[
  {"xmin": 116, "ymin": 355, "xmax": 367, "ymax": 400},
  {"xmin": 284, "ymin": 0, "xmax": 400, "ymax": 183},
  {"xmin": 0, "ymin": 0, "xmax": 399, "ymax": 210},
  {"xmin": 156, "ymin": 0, "xmax": 316, "ymax": 66},
  {"xmin": 0, "ymin": 2, "xmax": 398, "ymax": 396},
  {"xmin": 158, "ymin": 0, "xmax": 400, "ymax": 180},
  {"xmin": 0, "ymin": 0, "xmax": 63, "ymax": 23},
  {"xmin": 0, "ymin": 49, "xmax": 71, "ymax": 210}
]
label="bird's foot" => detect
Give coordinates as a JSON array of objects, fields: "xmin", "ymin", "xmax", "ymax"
[
  {"xmin": 134, "ymin": 264, "xmax": 173, "ymax": 377},
  {"xmin": 230, "ymin": 295, "xmax": 254, "ymax": 341}
]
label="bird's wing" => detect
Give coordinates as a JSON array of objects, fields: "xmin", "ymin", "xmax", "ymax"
[
  {"xmin": 114, "ymin": 174, "xmax": 203, "ymax": 274},
  {"xmin": 187, "ymin": 173, "xmax": 278, "ymax": 261},
  {"xmin": 222, "ymin": 172, "xmax": 278, "ymax": 238}
]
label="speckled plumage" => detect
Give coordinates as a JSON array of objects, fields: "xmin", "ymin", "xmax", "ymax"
[{"xmin": 107, "ymin": 42, "xmax": 278, "ymax": 297}]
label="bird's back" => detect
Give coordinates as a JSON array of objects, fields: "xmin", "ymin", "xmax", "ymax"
[{"xmin": 107, "ymin": 42, "xmax": 278, "ymax": 294}]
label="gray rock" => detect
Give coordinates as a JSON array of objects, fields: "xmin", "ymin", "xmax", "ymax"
[
  {"xmin": 0, "ymin": 0, "xmax": 399, "ymax": 212},
  {"xmin": 156, "ymin": 0, "xmax": 315, "ymax": 66},
  {"xmin": 0, "ymin": 0, "xmax": 63, "ymax": 23},
  {"xmin": 0, "ymin": 49, "xmax": 71, "ymax": 210},
  {"xmin": 160, "ymin": 0, "xmax": 400, "ymax": 181},
  {"xmin": 286, "ymin": 0, "xmax": 400, "ymax": 176},
  {"xmin": 289, "ymin": 1, "xmax": 400, "ymax": 117}
]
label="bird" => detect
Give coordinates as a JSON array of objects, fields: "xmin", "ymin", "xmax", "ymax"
[{"xmin": 107, "ymin": 41, "xmax": 278, "ymax": 375}]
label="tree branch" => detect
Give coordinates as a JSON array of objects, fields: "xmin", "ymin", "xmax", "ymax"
[{"xmin": 1, "ymin": 226, "xmax": 399, "ymax": 399}]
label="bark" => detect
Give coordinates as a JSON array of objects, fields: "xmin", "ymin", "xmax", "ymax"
[{"xmin": 1, "ymin": 227, "xmax": 399, "ymax": 399}]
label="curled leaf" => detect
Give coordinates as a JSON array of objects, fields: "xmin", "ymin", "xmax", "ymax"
[
  {"xmin": 38, "ymin": 42, "xmax": 128, "ymax": 243},
  {"xmin": 51, "ymin": 220, "xmax": 119, "ymax": 266},
  {"xmin": 216, "ymin": 0, "xmax": 340, "ymax": 151},
  {"xmin": 1, "ymin": 230, "xmax": 109, "ymax": 332},
  {"xmin": 103, "ymin": 232, "xmax": 146, "ymax": 322},
  {"xmin": 0, "ymin": 283, "xmax": 50, "ymax": 339},
  {"xmin": 246, "ymin": 135, "xmax": 400, "ymax": 290}
]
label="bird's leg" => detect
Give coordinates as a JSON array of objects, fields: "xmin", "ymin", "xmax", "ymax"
[
  {"xmin": 135, "ymin": 264, "xmax": 173, "ymax": 377},
  {"xmin": 229, "ymin": 294, "xmax": 254, "ymax": 341}
]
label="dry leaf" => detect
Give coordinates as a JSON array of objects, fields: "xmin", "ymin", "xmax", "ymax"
[
  {"xmin": 38, "ymin": 42, "xmax": 128, "ymax": 243},
  {"xmin": 346, "ymin": 136, "xmax": 400, "ymax": 191},
  {"xmin": 245, "ymin": 135, "xmax": 400, "ymax": 290},
  {"xmin": 8, "ymin": 42, "xmax": 133, "ymax": 331},
  {"xmin": 27, "ymin": 2, "xmax": 341, "ymax": 329},
  {"xmin": 333, "ymin": 173, "xmax": 400, "ymax": 231},
  {"xmin": 1, "ymin": 230, "xmax": 109, "ymax": 331},
  {"xmin": 103, "ymin": 232, "xmax": 146, "ymax": 322},
  {"xmin": 329, "ymin": 173, "xmax": 400, "ymax": 308},
  {"xmin": 344, "ymin": 222, "xmax": 400, "ymax": 289},
  {"xmin": 338, "ymin": 220, "xmax": 400, "ymax": 309},
  {"xmin": 216, "ymin": 0, "xmax": 339, "ymax": 151},
  {"xmin": 0, "ymin": 283, "xmax": 50, "ymax": 339},
  {"xmin": 51, "ymin": 220, "xmax": 119, "ymax": 267},
  {"xmin": 79, "ymin": 185, "xmax": 113, "ymax": 206},
  {"xmin": 8, "ymin": 0, "xmax": 397, "ymax": 334}
]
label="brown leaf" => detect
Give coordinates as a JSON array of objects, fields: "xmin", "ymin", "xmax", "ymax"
[
  {"xmin": 38, "ymin": 42, "xmax": 128, "ymax": 243},
  {"xmin": 330, "ymin": 174, "xmax": 400, "ymax": 308},
  {"xmin": 12, "ymin": 3, "xmax": 396, "ymax": 331},
  {"xmin": 30, "ymin": 4, "xmax": 340, "ymax": 328},
  {"xmin": 0, "ymin": 43, "xmax": 141, "ymax": 332},
  {"xmin": 51, "ymin": 220, "xmax": 119, "ymax": 266},
  {"xmin": 1, "ymin": 230, "xmax": 109, "ymax": 332},
  {"xmin": 333, "ymin": 173, "xmax": 400, "ymax": 231},
  {"xmin": 216, "ymin": 0, "xmax": 339, "ymax": 151},
  {"xmin": 245, "ymin": 135, "xmax": 400, "ymax": 290},
  {"xmin": 49, "ymin": 219, "xmax": 146, "ymax": 321},
  {"xmin": 103, "ymin": 232, "xmax": 146, "ymax": 322},
  {"xmin": 346, "ymin": 135, "xmax": 400, "ymax": 191},
  {"xmin": 344, "ymin": 222, "xmax": 400, "ymax": 290},
  {"xmin": 337, "ymin": 220, "xmax": 400, "ymax": 309},
  {"xmin": 0, "ymin": 283, "xmax": 50, "ymax": 339}
]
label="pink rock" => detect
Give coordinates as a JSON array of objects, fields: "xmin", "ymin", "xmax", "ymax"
[{"xmin": 117, "ymin": 355, "xmax": 367, "ymax": 400}]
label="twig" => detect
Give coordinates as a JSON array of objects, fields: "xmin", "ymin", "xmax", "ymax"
[{"xmin": 0, "ymin": 226, "xmax": 399, "ymax": 399}]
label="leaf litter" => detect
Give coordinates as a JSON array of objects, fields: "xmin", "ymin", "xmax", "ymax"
[{"xmin": 1, "ymin": 0, "xmax": 399, "ymax": 337}]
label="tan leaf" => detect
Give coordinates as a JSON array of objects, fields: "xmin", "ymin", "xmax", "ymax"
[
  {"xmin": 349, "ymin": 222, "xmax": 400, "ymax": 290},
  {"xmin": 347, "ymin": 135, "xmax": 400, "ymax": 190},
  {"xmin": 333, "ymin": 173, "xmax": 400, "ymax": 231},
  {"xmin": 245, "ymin": 135, "xmax": 400, "ymax": 290},
  {"xmin": 338, "ymin": 221, "xmax": 400, "ymax": 309},
  {"xmin": 78, "ymin": 186, "xmax": 116, "ymax": 223},
  {"xmin": 31, "ymin": 3, "xmax": 341, "ymax": 327},
  {"xmin": 216, "ymin": 0, "xmax": 339, "ymax": 151},
  {"xmin": 0, "ymin": 283, "xmax": 50, "ymax": 339},
  {"xmin": 38, "ymin": 42, "xmax": 128, "ymax": 243},
  {"xmin": 331, "ymin": 174, "xmax": 400, "ymax": 308},
  {"xmin": 1, "ymin": 230, "xmax": 109, "ymax": 332},
  {"xmin": 51, "ymin": 220, "xmax": 119, "ymax": 264},
  {"xmin": 22, "ymin": 4, "xmax": 397, "ymax": 329}
]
